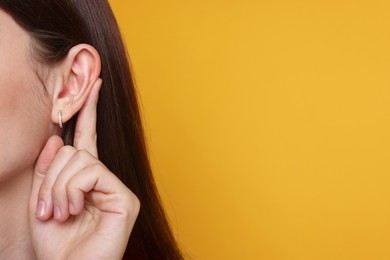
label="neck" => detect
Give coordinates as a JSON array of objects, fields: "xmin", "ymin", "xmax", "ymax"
[{"xmin": 0, "ymin": 167, "xmax": 35, "ymax": 259}]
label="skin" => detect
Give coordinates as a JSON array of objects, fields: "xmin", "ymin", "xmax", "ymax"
[{"xmin": 0, "ymin": 9, "xmax": 140, "ymax": 260}]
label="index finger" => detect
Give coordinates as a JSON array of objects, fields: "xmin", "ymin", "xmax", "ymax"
[{"xmin": 73, "ymin": 78, "xmax": 102, "ymax": 157}]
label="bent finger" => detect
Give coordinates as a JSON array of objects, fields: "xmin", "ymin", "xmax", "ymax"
[
  {"xmin": 66, "ymin": 163, "xmax": 139, "ymax": 219},
  {"xmin": 35, "ymin": 145, "xmax": 77, "ymax": 221},
  {"xmin": 30, "ymin": 135, "xmax": 64, "ymax": 216},
  {"xmin": 50, "ymin": 150, "xmax": 96, "ymax": 221}
]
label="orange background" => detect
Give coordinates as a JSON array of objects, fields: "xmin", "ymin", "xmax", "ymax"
[{"xmin": 110, "ymin": 1, "xmax": 390, "ymax": 259}]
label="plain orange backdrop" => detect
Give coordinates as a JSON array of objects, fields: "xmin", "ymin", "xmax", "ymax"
[{"xmin": 110, "ymin": 1, "xmax": 390, "ymax": 259}]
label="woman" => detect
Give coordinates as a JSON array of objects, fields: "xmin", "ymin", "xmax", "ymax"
[{"xmin": 0, "ymin": 0, "xmax": 183, "ymax": 259}]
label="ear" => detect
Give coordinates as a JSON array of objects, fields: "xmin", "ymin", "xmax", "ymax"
[{"xmin": 50, "ymin": 44, "xmax": 101, "ymax": 126}]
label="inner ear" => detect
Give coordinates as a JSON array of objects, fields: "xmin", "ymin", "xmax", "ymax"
[
  {"xmin": 58, "ymin": 74, "xmax": 78, "ymax": 98},
  {"xmin": 64, "ymin": 47, "xmax": 99, "ymax": 99}
]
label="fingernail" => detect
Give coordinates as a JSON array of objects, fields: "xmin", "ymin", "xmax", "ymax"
[
  {"xmin": 54, "ymin": 206, "xmax": 62, "ymax": 219},
  {"xmin": 36, "ymin": 200, "xmax": 46, "ymax": 217}
]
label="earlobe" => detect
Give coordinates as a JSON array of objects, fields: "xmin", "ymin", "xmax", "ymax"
[{"xmin": 50, "ymin": 44, "xmax": 101, "ymax": 127}]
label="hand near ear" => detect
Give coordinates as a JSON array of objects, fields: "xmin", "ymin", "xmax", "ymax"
[{"xmin": 28, "ymin": 79, "xmax": 140, "ymax": 259}]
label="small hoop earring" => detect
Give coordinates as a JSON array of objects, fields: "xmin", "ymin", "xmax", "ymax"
[{"xmin": 58, "ymin": 110, "xmax": 63, "ymax": 129}]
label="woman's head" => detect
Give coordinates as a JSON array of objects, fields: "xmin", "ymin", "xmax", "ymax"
[
  {"xmin": 0, "ymin": 0, "xmax": 183, "ymax": 258},
  {"xmin": 0, "ymin": 0, "xmax": 105, "ymax": 179},
  {"xmin": 0, "ymin": 0, "xmax": 119, "ymax": 147}
]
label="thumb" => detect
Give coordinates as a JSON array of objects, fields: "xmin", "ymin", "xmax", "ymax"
[{"xmin": 29, "ymin": 135, "xmax": 64, "ymax": 215}]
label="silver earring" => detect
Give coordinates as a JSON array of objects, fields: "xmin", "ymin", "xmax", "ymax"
[{"xmin": 58, "ymin": 110, "xmax": 63, "ymax": 128}]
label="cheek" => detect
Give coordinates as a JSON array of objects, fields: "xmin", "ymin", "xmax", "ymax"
[
  {"xmin": 0, "ymin": 10, "xmax": 53, "ymax": 181},
  {"xmin": 0, "ymin": 72, "xmax": 52, "ymax": 180}
]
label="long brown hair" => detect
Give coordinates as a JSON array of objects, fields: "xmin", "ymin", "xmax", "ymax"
[{"xmin": 0, "ymin": 0, "xmax": 183, "ymax": 259}]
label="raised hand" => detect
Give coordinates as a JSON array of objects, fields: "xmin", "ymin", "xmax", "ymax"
[{"xmin": 29, "ymin": 79, "xmax": 140, "ymax": 259}]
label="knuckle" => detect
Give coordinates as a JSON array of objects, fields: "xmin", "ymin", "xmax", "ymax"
[
  {"xmin": 58, "ymin": 145, "xmax": 75, "ymax": 157},
  {"xmin": 74, "ymin": 149, "xmax": 94, "ymax": 161},
  {"xmin": 38, "ymin": 182, "xmax": 52, "ymax": 199},
  {"xmin": 117, "ymin": 190, "xmax": 140, "ymax": 222},
  {"xmin": 65, "ymin": 181, "xmax": 74, "ymax": 195},
  {"xmin": 51, "ymin": 183, "xmax": 64, "ymax": 199},
  {"xmin": 74, "ymin": 149, "xmax": 87, "ymax": 157},
  {"xmin": 87, "ymin": 162, "xmax": 103, "ymax": 173},
  {"xmin": 126, "ymin": 191, "xmax": 141, "ymax": 215}
]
